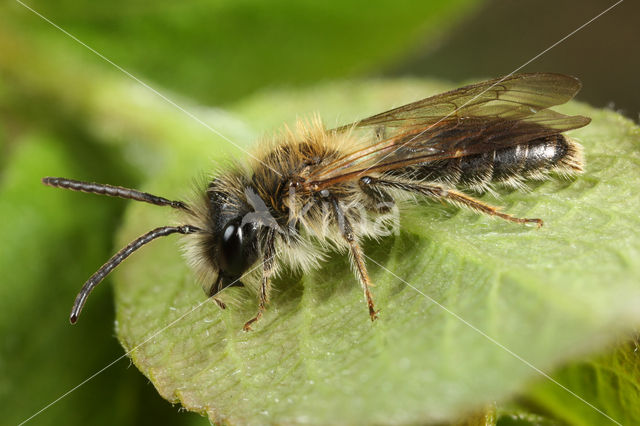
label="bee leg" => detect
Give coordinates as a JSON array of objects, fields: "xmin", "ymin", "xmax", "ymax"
[
  {"xmin": 359, "ymin": 176, "xmax": 394, "ymax": 213},
  {"xmin": 212, "ymin": 297, "xmax": 227, "ymax": 310},
  {"xmin": 243, "ymin": 230, "xmax": 276, "ymax": 332},
  {"xmin": 329, "ymin": 196, "xmax": 380, "ymax": 322},
  {"xmin": 366, "ymin": 177, "xmax": 543, "ymax": 227}
]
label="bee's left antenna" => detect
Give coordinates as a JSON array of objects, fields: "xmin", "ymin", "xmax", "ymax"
[
  {"xmin": 42, "ymin": 177, "xmax": 192, "ymax": 212},
  {"xmin": 69, "ymin": 224, "xmax": 201, "ymax": 324}
]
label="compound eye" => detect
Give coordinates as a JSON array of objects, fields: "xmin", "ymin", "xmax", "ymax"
[{"xmin": 220, "ymin": 222, "xmax": 244, "ymax": 276}]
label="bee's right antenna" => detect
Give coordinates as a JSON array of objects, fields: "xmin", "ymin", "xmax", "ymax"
[
  {"xmin": 70, "ymin": 224, "xmax": 201, "ymax": 324},
  {"xmin": 42, "ymin": 177, "xmax": 193, "ymax": 212}
]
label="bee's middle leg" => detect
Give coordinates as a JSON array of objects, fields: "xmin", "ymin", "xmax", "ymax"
[{"xmin": 328, "ymin": 195, "xmax": 379, "ymax": 321}]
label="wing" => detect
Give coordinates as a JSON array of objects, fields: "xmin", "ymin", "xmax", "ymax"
[
  {"xmin": 307, "ymin": 73, "xmax": 590, "ymax": 189},
  {"xmin": 332, "ymin": 73, "xmax": 583, "ymax": 135}
]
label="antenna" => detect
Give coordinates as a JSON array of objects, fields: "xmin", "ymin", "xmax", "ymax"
[
  {"xmin": 42, "ymin": 177, "xmax": 192, "ymax": 212},
  {"xmin": 42, "ymin": 176, "xmax": 201, "ymax": 323},
  {"xmin": 69, "ymin": 225, "xmax": 201, "ymax": 324}
]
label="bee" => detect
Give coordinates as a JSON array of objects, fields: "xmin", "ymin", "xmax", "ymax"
[{"xmin": 43, "ymin": 73, "xmax": 590, "ymax": 331}]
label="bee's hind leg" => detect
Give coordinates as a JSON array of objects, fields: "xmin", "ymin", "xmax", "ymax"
[
  {"xmin": 328, "ymin": 196, "xmax": 379, "ymax": 322},
  {"xmin": 243, "ymin": 230, "xmax": 276, "ymax": 332},
  {"xmin": 362, "ymin": 177, "xmax": 543, "ymax": 227}
]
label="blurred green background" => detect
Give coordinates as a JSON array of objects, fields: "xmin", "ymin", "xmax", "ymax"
[{"xmin": 1, "ymin": 0, "xmax": 638, "ymax": 425}]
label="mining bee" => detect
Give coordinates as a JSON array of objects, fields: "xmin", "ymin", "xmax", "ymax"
[{"xmin": 43, "ymin": 73, "xmax": 589, "ymax": 331}]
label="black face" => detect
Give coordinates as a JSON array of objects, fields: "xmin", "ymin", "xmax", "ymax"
[
  {"xmin": 215, "ymin": 219, "xmax": 259, "ymax": 292},
  {"xmin": 203, "ymin": 181, "xmax": 266, "ymax": 297}
]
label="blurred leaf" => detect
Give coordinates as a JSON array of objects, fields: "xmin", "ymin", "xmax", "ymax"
[
  {"xmin": 0, "ymin": 132, "xmax": 133, "ymax": 425},
  {"xmin": 6, "ymin": 0, "xmax": 482, "ymax": 104},
  {"xmin": 112, "ymin": 79, "xmax": 640, "ymax": 424},
  {"xmin": 523, "ymin": 336, "xmax": 640, "ymax": 425},
  {"xmin": 0, "ymin": 131, "xmax": 207, "ymax": 425},
  {"xmin": 496, "ymin": 412, "xmax": 562, "ymax": 426},
  {"xmin": 0, "ymin": 20, "xmax": 257, "ymax": 181}
]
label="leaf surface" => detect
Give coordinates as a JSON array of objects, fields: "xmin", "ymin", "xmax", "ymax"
[{"xmin": 114, "ymin": 80, "xmax": 640, "ymax": 424}]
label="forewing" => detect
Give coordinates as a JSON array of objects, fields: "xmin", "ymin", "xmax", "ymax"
[
  {"xmin": 307, "ymin": 74, "xmax": 589, "ymax": 188},
  {"xmin": 332, "ymin": 73, "xmax": 583, "ymax": 136},
  {"xmin": 309, "ymin": 113, "xmax": 589, "ymax": 189}
]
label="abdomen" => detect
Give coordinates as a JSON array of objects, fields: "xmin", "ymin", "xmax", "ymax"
[{"xmin": 400, "ymin": 134, "xmax": 584, "ymax": 191}]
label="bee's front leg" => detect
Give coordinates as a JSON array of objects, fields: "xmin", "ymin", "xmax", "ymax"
[{"xmin": 243, "ymin": 230, "xmax": 276, "ymax": 332}]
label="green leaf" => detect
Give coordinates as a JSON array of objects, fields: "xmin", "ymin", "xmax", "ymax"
[
  {"xmin": 0, "ymin": 133, "xmax": 138, "ymax": 425},
  {"xmin": 523, "ymin": 337, "xmax": 640, "ymax": 425},
  {"xmin": 113, "ymin": 79, "xmax": 640, "ymax": 424},
  {"xmin": 5, "ymin": 0, "xmax": 482, "ymax": 104},
  {"xmin": 0, "ymin": 129, "xmax": 209, "ymax": 425}
]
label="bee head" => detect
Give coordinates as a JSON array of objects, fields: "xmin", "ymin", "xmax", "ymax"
[
  {"xmin": 204, "ymin": 218, "xmax": 260, "ymax": 296},
  {"xmin": 193, "ymin": 182, "xmax": 267, "ymax": 297}
]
